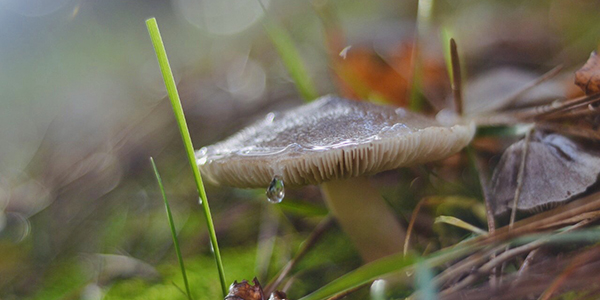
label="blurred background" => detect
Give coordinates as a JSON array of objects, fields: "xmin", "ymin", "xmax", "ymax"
[{"xmin": 0, "ymin": 0, "xmax": 599, "ymax": 299}]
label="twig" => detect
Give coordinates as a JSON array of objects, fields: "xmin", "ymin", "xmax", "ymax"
[
  {"xmin": 509, "ymin": 128, "xmax": 533, "ymax": 228},
  {"xmin": 516, "ymin": 248, "xmax": 538, "ymax": 280},
  {"xmin": 470, "ymin": 148, "xmax": 499, "ymax": 286},
  {"xmin": 534, "ymin": 94, "xmax": 600, "ymax": 120},
  {"xmin": 535, "ymin": 123, "xmax": 600, "ymax": 141},
  {"xmin": 502, "ymin": 128, "xmax": 532, "ymax": 284},
  {"xmin": 264, "ymin": 216, "xmax": 334, "ymax": 295},
  {"xmin": 433, "ymin": 245, "xmax": 506, "ymax": 289},
  {"xmin": 404, "ymin": 198, "xmax": 428, "ymax": 256},
  {"xmin": 440, "ymin": 218, "xmax": 595, "ymax": 296},
  {"xmin": 499, "ymin": 65, "xmax": 564, "ymax": 111}
]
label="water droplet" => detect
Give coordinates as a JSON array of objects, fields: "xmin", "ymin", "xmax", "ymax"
[
  {"xmin": 265, "ymin": 112, "xmax": 275, "ymax": 123},
  {"xmin": 196, "ymin": 147, "xmax": 208, "ymax": 165},
  {"xmin": 266, "ymin": 175, "xmax": 285, "ymax": 203}
]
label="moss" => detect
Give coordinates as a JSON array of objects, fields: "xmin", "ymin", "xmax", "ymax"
[{"xmin": 105, "ymin": 248, "xmax": 257, "ymax": 300}]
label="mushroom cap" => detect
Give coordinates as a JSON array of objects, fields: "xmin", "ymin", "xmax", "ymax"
[
  {"xmin": 197, "ymin": 95, "xmax": 475, "ymax": 188},
  {"xmin": 491, "ymin": 131, "xmax": 600, "ymax": 215}
]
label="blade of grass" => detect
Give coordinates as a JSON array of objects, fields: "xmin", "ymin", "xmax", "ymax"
[
  {"xmin": 301, "ymin": 226, "xmax": 600, "ymax": 300},
  {"xmin": 298, "ymin": 244, "xmax": 474, "ymax": 300},
  {"xmin": 258, "ymin": 2, "xmax": 318, "ymax": 102},
  {"xmin": 145, "ymin": 18, "xmax": 227, "ymax": 297},
  {"xmin": 435, "ymin": 215, "xmax": 488, "ymax": 236},
  {"xmin": 150, "ymin": 157, "xmax": 193, "ymax": 300}
]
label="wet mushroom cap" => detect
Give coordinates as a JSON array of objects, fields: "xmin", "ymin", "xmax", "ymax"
[{"xmin": 197, "ymin": 95, "xmax": 475, "ymax": 188}]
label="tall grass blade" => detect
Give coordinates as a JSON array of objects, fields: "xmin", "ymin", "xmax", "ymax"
[
  {"xmin": 145, "ymin": 18, "xmax": 228, "ymax": 297},
  {"xmin": 150, "ymin": 157, "xmax": 193, "ymax": 300}
]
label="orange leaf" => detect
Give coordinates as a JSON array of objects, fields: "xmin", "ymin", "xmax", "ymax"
[{"xmin": 575, "ymin": 51, "xmax": 600, "ymax": 95}]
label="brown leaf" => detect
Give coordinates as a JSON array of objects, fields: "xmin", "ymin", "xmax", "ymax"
[
  {"xmin": 225, "ymin": 278, "xmax": 265, "ymax": 300},
  {"xmin": 575, "ymin": 51, "xmax": 600, "ymax": 95},
  {"xmin": 268, "ymin": 291, "xmax": 288, "ymax": 300}
]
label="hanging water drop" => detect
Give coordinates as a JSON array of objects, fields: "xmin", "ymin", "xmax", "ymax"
[{"xmin": 266, "ymin": 175, "xmax": 285, "ymax": 203}]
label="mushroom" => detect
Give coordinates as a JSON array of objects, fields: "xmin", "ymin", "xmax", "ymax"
[
  {"xmin": 197, "ymin": 95, "xmax": 475, "ymax": 261},
  {"xmin": 491, "ymin": 130, "xmax": 600, "ymax": 216}
]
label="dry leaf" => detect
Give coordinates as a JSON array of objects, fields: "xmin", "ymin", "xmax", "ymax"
[
  {"xmin": 225, "ymin": 278, "xmax": 265, "ymax": 300},
  {"xmin": 491, "ymin": 131, "xmax": 600, "ymax": 216},
  {"xmin": 268, "ymin": 291, "xmax": 288, "ymax": 300},
  {"xmin": 224, "ymin": 278, "xmax": 289, "ymax": 300},
  {"xmin": 575, "ymin": 51, "xmax": 600, "ymax": 95}
]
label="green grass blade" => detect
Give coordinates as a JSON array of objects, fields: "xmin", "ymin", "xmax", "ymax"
[
  {"xmin": 298, "ymin": 245, "xmax": 472, "ymax": 300},
  {"xmin": 260, "ymin": 12, "xmax": 318, "ymax": 101},
  {"xmin": 298, "ymin": 227, "xmax": 600, "ymax": 300},
  {"xmin": 150, "ymin": 157, "xmax": 192, "ymax": 300},
  {"xmin": 150, "ymin": 157, "xmax": 193, "ymax": 300},
  {"xmin": 415, "ymin": 260, "xmax": 437, "ymax": 300},
  {"xmin": 145, "ymin": 18, "xmax": 228, "ymax": 297}
]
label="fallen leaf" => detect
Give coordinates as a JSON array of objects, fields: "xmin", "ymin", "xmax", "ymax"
[
  {"xmin": 575, "ymin": 51, "xmax": 600, "ymax": 95},
  {"xmin": 225, "ymin": 278, "xmax": 289, "ymax": 300},
  {"xmin": 268, "ymin": 291, "xmax": 288, "ymax": 300},
  {"xmin": 225, "ymin": 278, "xmax": 265, "ymax": 300}
]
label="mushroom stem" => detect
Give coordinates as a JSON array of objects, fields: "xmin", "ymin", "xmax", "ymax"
[{"xmin": 321, "ymin": 176, "xmax": 406, "ymax": 262}]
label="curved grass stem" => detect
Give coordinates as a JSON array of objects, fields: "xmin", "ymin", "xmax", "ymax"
[{"xmin": 150, "ymin": 157, "xmax": 193, "ymax": 300}]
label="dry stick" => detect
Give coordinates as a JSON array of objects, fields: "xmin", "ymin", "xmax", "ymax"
[
  {"xmin": 509, "ymin": 128, "xmax": 533, "ymax": 229},
  {"xmin": 472, "ymin": 152, "xmax": 499, "ymax": 287},
  {"xmin": 432, "ymin": 245, "xmax": 507, "ymax": 289},
  {"xmin": 500, "ymin": 128, "xmax": 533, "ymax": 283},
  {"xmin": 516, "ymin": 248, "xmax": 539, "ymax": 280},
  {"xmin": 478, "ymin": 191, "xmax": 600, "ymax": 247},
  {"xmin": 474, "ymin": 158, "xmax": 496, "ymax": 236},
  {"xmin": 440, "ymin": 218, "xmax": 595, "ymax": 297},
  {"xmin": 428, "ymin": 191, "xmax": 600, "ymax": 295},
  {"xmin": 450, "ymin": 38, "xmax": 463, "ymax": 116},
  {"xmin": 537, "ymin": 210, "xmax": 600, "ymax": 230},
  {"xmin": 538, "ymin": 103, "xmax": 600, "ymax": 121},
  {"xmin": 478, "ymin": 83, "xmax": 600, "ymax": 126},
  {"xmin": 433, "ymin": 210, "xmax": 600, "ymax": 291},
  {"xmin": 534, "ymin": 93, "xmax": 600, "ymax": 120},
  {"xmin": 498, "ymin": 65, "xmax": 564, "ymax": 111},
  {"xmin": 536, "ymin": 123, "xmax": 600, "ymax": 141},
  {"xmin": 404, "ymin": 198, "xmax": 428, "ymax": 256},
  {"xmin": 264, "ymin": 216, "xmax": 334, "ymax": 295}
]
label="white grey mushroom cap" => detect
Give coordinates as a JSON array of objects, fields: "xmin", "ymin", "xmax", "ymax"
[
  {"xmin": 491, "ymin": 131, "xmax": 600, "ymax": 216},
  {"xmin": 196, "ymin": 95, "xmax": 475, "ymax": 188}
]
